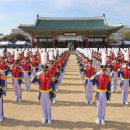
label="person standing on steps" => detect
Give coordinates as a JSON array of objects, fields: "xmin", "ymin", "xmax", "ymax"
[{"xmin": 91, "ymin": 51, "xmax": 111, "ymax": 125}]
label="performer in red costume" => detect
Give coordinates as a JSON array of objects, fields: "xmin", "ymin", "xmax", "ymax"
[
  {"xmin": 91, "ymin": 52, "xmax": 111, "ymax": 125},
  {"xmin": 9, "ymin": 51, "xmax": 23, "ymax": 102},
  {"xmin": 31, "ymin": 56, "xmax": 38, "ymax": 78},
  {"xmin": 10, "ymin": 60, "xmax": 23, "ymax": 102},
  {"xmin": 111, "ymin": 58, "xmax": 120, "ymax": 92},
  {"xmin": 0, "ymin": 56, "xmax": 8, "ymax": 87},
  {"xmin": 0, "ymin": 72, "xmax": 6, "ymax": 122},
  {"xmin": 32, "ymin": 63, "xmax": 52, "ymax": 124},
  {"xmin": 22, "ymin": 57, "xmax": 31, "ymax": 91},
  {"xmin": 119, "ymin": 51, "xmax": 130, "ymax": 105},
  {"xmin": 85, "ymin": 59, "xmax": 96, "ymax": 104},
  {"xmin": 48, "ymin": 61, "xmax": 57, "ymax": 103}
]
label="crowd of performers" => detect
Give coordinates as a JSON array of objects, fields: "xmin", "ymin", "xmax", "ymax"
[
  {"xmin": 0, "ymin": 48, "xmax": 70, "ymax": 124},
  {"xmin": 0, "ymin": 47, "xmax": 130, "ymax": 125},
  {"xmin": 76, "ymin": 48, "xmax": 130, "ymax": 125}
]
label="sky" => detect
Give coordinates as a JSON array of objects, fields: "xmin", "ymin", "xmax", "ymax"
[{"xmin": 0, "ymin": 0, "xmax": 130, "ymax": 35}]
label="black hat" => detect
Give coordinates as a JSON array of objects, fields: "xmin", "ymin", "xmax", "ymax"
[
  {"xmin": 100, "ymin": 65, "xmax": 107, "ymax": 70},
  {"xmin": 14, "ymin": 60, "xmax": 19, "ymax": 64},
  {"xmin": 51, "ymin": 60, "xmax": 54, "ymax": 64},
  {"xmin": 42, "ymin": 65, "xmax": 48, "ymax": 71},
  {"xmin": 124, "ymin": 61, "xmax": 128, "ymax": 64},
  {"xmin": 25, "ymin": 57, "xmax": 29, "ymax": 60},
  {"xmin": 114, "ymin": 57, "xmax": 119, "ymax": 61},
  {"xmin": 88, "ymin": 59, "xmax": 93, "ymax": 64}
]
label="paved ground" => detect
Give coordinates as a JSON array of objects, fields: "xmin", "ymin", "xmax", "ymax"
[{"xmin": 0, "ymin": 55, "xmax": 130, "ymax": 130}]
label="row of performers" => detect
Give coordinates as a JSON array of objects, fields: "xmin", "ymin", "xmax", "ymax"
[
  {"xmin": 76, "ymin": 50, "xmax": 130, "ymax": 125},
  {"xmin": 0, "ymin": 50, "xmax": 70, "ymax": 124}
]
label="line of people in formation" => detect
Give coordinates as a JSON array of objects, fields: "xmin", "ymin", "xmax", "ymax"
[
  {"xmin": 0, "ymin": 47, "xmax": 129, "ymax": 126},
  {"xmin": 0, "ymin": 48, "xmax": 70, "ymax": 124},
  {"xmin": 76, "ymin": 48, "xmax": 130, "ymax": 125}
]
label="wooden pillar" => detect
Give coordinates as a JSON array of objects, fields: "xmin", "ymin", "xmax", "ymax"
[
  {"xmin": 53, "ymin": 39, "xmax": 55, "ymax": 48},
  {"xmin": 84, "ymin": 37, "xmax": 88, "ymax": 48},
  {"xmin": 105, "ymin": 37, "xmax": 110, "ymax": 48},
  {"xmin": 107, "ymin": 37, "xmax": 111, "ymax": 47},
  {"xmin": 31, "ymin": 38, "xmax": 36, "ymax": 48},
  {"xmin": 37, "ymin": 38, "xmax": 38, "ymax": 47}
]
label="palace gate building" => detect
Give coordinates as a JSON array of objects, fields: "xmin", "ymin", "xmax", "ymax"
[{"xmin": 19, "ymin": 14, "xmax": 123, "ymax": 48}]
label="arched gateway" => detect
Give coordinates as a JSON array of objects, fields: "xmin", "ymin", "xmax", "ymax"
[{"xmin": 19, "ymin": 14, "xmax": 123, "ymax": 48}]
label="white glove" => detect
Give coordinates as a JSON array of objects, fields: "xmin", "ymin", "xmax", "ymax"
[
  {"xmin": 97, "ymin": 70, "xmax": 102, "ymax": 75},
  {"xmin": 36, "ymin": 71, "xmax": 43, "ymax": 76}
]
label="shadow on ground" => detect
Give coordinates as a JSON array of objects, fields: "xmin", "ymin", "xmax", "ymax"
[{"xmin": 1, "ymin": 118, "xmax": 130, "ymax": 130}]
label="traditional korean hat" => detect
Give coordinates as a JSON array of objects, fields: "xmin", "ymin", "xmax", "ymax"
[
  {"xmin": 54, "ymin": 49, "xmax": 57, "ymax": 59},
  {"xmin": 42, "ymin": 65, "xmax": 48, "ymax": 71},
  {"xmin": 11, "ymin": 49, "xmax": 14, "ymax": 56},
  {"xmin": 41, "ymin": 52, "xmax": 48, "ymax": 71},
  {"xmin": 88, "ymin": 49, "xmax": 93, "ymax": 63},
  {"xmin": 49, "ymin": 51, "xmax": 54, "ymax": 61},
  {"xmin": 124, "ymin": 50, "xmax": 129, "ymax": 64},
  {"xmin": 41, "ymin": 52, "xmax": 47, "ymax": 65},
  {"xmin": 14, "ymin": 50, "xmax": 19, "ymax": 61},
  {"xmin": 100, "ymin": 52, "xmax": 107, "ymax": 70},
  {"xmin": 32, "ymin": 48, "xmax": 36, "ymax": 56},
  {"xmin": 24, "ymin": 49, "xmax": 28, "ymax": 58},
  {"xmin": 0, "ymin": 50, "xmax": 4, "ymax": 58}
]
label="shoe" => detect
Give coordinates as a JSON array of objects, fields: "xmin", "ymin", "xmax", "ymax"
[
  {"xmin": 42, "ymin": 118, "xmax": 47, "ymax": 124},
  {"xmin": 96, "ymin": 118, "xmax": 100, "ymax": 125},
  {"xmin": 52, "ymin": 99, "xmax": 56, "ymax": 104},
  {"xmin": 125, "ymin": 102, "xmax": 129, "ymax": 105},
  {"xmin": 48, "ymin": 120, "xmax": 52, "ymax": 124},
  {"xmin": 27, "ymin": 89, "xmax": 30, "ymax": 91},
  {"xmin": 115, "ymin": 90, "xmax": 118, "ymax": 93},
  {"xmin": 90, "ymin": 101, "xmax": 93, "ymax": 105},
  {"xmin": 86, "ymin": 101, "xmax": 89, "ymax": 104},
  {"xmin": 101, "ymin": 120, "xmax": 105, "ymax": 125},
  {"xmin": 111, "ymin": 90, "xmax": 114, "ymax": 93},
  {"xmin": 18, "ymin": 99, "xmax": 21, "ymax": 102},
  {"xmin": 121, "ymin": 101, "xmax": 124, "ymax": 104},
  {"xmin": 0, "ymin": 117, "xmax": 3, "ymax": 122}
]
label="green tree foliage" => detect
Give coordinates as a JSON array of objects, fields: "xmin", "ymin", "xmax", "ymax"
[
  {"xmin": 110, "ymin": 38, "xmax": 117, "ymax": 44},
  {"xmin": 123, "ymin": 31, "xmax": 130, "ymax": 41},
  {"xmin": 2, "ymin": 33, "xmax": 27, "ymax": 41}
]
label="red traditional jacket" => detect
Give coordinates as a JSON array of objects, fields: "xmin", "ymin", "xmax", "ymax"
[
  {"xmin": 39, "ymin": 73, "xmax": 51, "ymax": 91},
  {"xmin": 23, "ymin": 61, "xmax": 30, "ymax": 71},
  {"xmin": 11, "ymin": 67, "xmax": 23, "ymax": 78},
  {"xmin": 112, "ymin": 63, "xmax": 120, "ymax": 72},
  {"xmin": 9, "ymin": 57, "xmax": 15, "ymax": 65},
  {"xmin": 0, "ymin": 61, "xmax": 6, "ymax": 70},
  {"xmin": 31, "ymin": 58, "xmax": 37, "ymax": 68},
  {"xmin": 49, "ymin": 65, "xmax": 56, "ymax": 76},
  {"xmin": 85, "ymin": 66, "xmax": 95, "ymax": 78},
  {"xmin": 121, "ymin": 68, "xmax": 130, "ymax": 79},
  {"xmin": 96, "ymin": 74, "xmax": 110, "ymax": 90}
]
